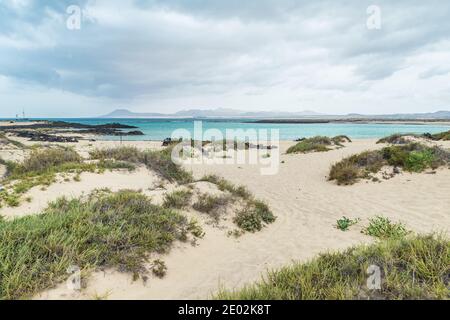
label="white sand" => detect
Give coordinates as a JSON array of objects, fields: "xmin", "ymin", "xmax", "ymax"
[
  {"xmin": 29, "ymin": 138, "xmax": 450, "ymax": 300},
  {"xmin": 0, "ymin": 121, "xmax": 44, "ymax": 127}
]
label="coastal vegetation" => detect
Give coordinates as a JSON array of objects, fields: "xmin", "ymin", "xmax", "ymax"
[
  {"xmin": 216, "ymin": 234, "xmax": 449, "ymax": 300},
  {"xmin": 199, "ymin": 174, "xmax": 276, "ymax": 232},
  {"xmin": 163, "ymin": 189, "xmax": 193, "ymax": 209},
  {"xmin": 0, "ymin": 132, "xmax": 27, "ymax": 149},
  {"xmin": 377, "ymin": 130, "xmax": 450, "ymax": 144},
  {"xmin": 0, "ymin": 147, "xmax": 134, "ymax": 207},
  {"xmin": 362, "ymin": 216, "xmax": 410, "ymax": 239},
  {"xmin": 336, "ymin": 216, "xmax": 360, "ymax": 231},
  {"xmin": 377, "ymin": 133, "xmax": 418, "ymax": 145},
  {"xmin": 287, "ymin": 135, "xmax": 352, "ymax": 154},
  {"xmin": 428, "ymin": 130, "xmax": 450, "ymax": 141},
  {"xmin": 329, "ymin": 143, "xmax": 450, "ymax": 185},
  {"xmin": 193, "ymin": 193, "xmax": 232, "ymax": 222},
  {"xmin": 90, "ymin": 146, "xmax": 193, "ymax": 184},
  {"xmin": 0, "ymin": 190, "xmax": 203, "ymax": 300},
  {"xmin": 199, "ymin": 174, "xmax": 252, "ymax": 200},
  {"xmin": 234, "ymin": 200, "xmax": 275, "ymax": 232}
]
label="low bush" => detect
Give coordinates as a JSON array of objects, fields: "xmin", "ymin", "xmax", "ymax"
[
  {"xmin": 0, "ymin": 148, "xmax": 134, "ymax": 207},
  {"xmin": 216, "ymin": 234, "xmax": 449, "ymax": 300},
  {"xmin": 426, "ymin": 130, "xmax": 450, "ymax": 141},
  {"xmin": 336, "ymin": 217, "xmax": 360, "ymax": 231},
  {"xmin": 0, "ymin": 190, "xmax": 200, "ymax": 300},
  {"xmin": 91, "ymin": 146, "xmax": 193, "ymax": 184},
  {"xmin": 163, "ymin": 189, "xmax": 193, "ymax": 209},
  {"xmin": 287, "ymin": 136, "xmax": 352, "ymax": 154},
  {"xmin": 329, "ymin": 143, "xmax": 449, "ymax": 185},
  {"xmin": 89, "ymin": 146, "xmax": 143, "ymax": 163},
  {"xmin": 377, "ymin": 134, "xmax": 418, "ymax": 145},
  {"xmin": 14, "ymin": 147, "xmax": 81, "ymax": 175},
  {"xmin": 234, "ymin": 200, "xmax": 276, "ymax": 233},
  {"xmin": 362, "ymin": 216, "xmax": 410, "ymax": 239},
  {"xmin": 193, "ymin": 194, "xmax": 231, "ymax": 222},
  {"xmin": 199, "ymin": 174, "xmax": 252, "ymax": 199}
]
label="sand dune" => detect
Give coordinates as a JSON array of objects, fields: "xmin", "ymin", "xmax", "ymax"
[{"xmin": 32, "ymin": 139, "xmax": 450, "ymax": 300}]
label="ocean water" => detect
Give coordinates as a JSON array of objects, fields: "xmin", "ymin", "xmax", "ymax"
[{"xmin": 20, "ymin": 118, "xmax": 450, "ymax": 141}]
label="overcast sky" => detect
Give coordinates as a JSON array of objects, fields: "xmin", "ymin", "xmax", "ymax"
[{"xmin": 1, "ymin": 0, "xmax": 449, "ymax": 117}]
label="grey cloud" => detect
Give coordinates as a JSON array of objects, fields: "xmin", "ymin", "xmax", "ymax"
[
  {"xmin": 419, "ymin": 67, "xmax": 450, "ymax": 79},
  {"xmin": 0, "ymin": 0, "xmax": 449, "ymax": 103}
]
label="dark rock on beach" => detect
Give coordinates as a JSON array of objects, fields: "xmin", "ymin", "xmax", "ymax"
[
  {"xmin": 0, "ymin": 121, "xmax": 144, "ymax": 141},
  {"xmin": 0, "ymin": 121, "xmax": 138, "ymax": 131},
  {"xmin": 15, "ymin": 131, "xmax": 80, "ymax": 143}
]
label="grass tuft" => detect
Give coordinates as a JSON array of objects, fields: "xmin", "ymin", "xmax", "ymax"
[
  {"xmin": 0, "ymin": 190, "xmax": 195, "ymax": 300},
  {"xmin": 329, "ymin": 143, "xmax": 450, "ymax": 185},
  {"xmin": 0, "ymin": 147, "xmax": 135, "ymax": 207},
  {"xmin": 287, "ymin": 136, "xmax": 351, "ymax": 154},
  {"xmin": 336, "ymin": 217, "xmax": 360, "ymax": 231},
  {"xmin": 362, "ymin": 216, "xmax": 410, "ymax": 239},
  {"xmin": 234, "ymin": 200, "xmax": 276, "ymax": 233},
  {"xmin": 216, "ymin": 234, "xmax": 449, "ymax": 300},
  {"xmin": 90, "ymin": 146, "xmax": 193, "ymax": 184},
  {"xmin": 163, "ymin": 189, "xmax": 193, "ymax": 209},
  {"xmin": 199, "ymin": 174, "xmax": 252, "ymax": 199},
  {"xmin": 193, "ymin": 194, "xmax": 231, "ymax": 222}
]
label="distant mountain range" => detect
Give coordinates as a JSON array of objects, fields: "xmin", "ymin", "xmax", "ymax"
[
  {"xmin": 99, "ymin": 108, "xmax": 450, "ymax": 119},
  {"xmin": 100, "ymin": 108, "xmax": 324, "ymax": 118}
]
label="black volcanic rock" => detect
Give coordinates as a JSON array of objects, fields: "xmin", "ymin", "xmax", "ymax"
[{"xmin": 15, "ymin": 131, "xmax": 79, "ymax": 143}]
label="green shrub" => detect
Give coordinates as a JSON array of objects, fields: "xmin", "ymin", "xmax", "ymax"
[
  {"xmin": 336, "ymin": 217, "xmax": 360, "ymax": 231},
  {"xmin": 200, "ymin": 174, "xmax": 251, "ymax": 199},
  {"xmin": 329, "ymin": 150, "xmax": 383, "ymax": 185},
  {"xmin": 287, "ymin": 140, "xmax": 331, "ymax": 154},
  {"xmin": 14, "ymin": 147, "xmax": 81, "ymax": 175},
  {"xmin": 89, "ymin": 146, "xmax": 143, "ymax": 163},
  {"xmin": 329, "ymin": 143, "xmax": 450, "ymax": 185},
  {"xmin": 377, "ymin": 134, "xmax": 416, "ymax": 145},
  {"xmin": 287, "ymin": 136, "xmax": 351, "ymax": 154},
  {"xmin": 0, "ymin": 190, "xmax": 192, "ymax": 299},
  {"xmin": 428, "ymin": 130, "xmax": 450, "ymax": 141},
  {"xmin": 332, "ymin": 135, "xmax": 352, "ymax": 145},
  {"xmin": 216, "ymin": 234, "xmax": 449, "ymax": 300},
  {"xmin": 0, "ymin": 148, "xmax": 135, "ymax": 207},
  {"xmin": 234, "ymin": 200, "xmax": 276, "ymax": 232},
  {"xmin": 187, "ymin": 218, "xmax": 205, "ymax": 239},
  {"xmin": 143, "ymin": 148, "xmax": 193, "ymax": 184},
  {"xmin": 151, "ymin": 259, "xmax": 167, "ymax": 278},
  {"xmin": 163, "ymin": 189, "xmax": 193, "ymax": 209},
  {"xmin": 362, "ymin": 216, "xmax": 410, "ymax": 239},
  {"xmin": 405, "ymin": 150, "xmax": 436, "ymax": 172},
  {"xmin": 90, "ymin": 146, "xmax": 193, "ymax": 184},
  {"xmin": 193, "ymin": 194, "xmax": 231, "ymax": 221},
  {"xmin": 200, "ymin": 175, "xmax": 276, "ymax": 231}
]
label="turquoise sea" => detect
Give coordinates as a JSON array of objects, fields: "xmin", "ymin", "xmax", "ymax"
[{"xmin": 14, "ymin": 118, "xmax": 450, "ymax": 141}]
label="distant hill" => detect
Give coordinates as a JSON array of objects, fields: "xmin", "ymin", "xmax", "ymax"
[
  {"xmin": 100, "ymin": 108, "xmax": 324, "ymax": 118},
  {"xmin": 344, "ymin": 111, "xmax": 450, "ymax": 119},
  {"xmin": 100, "ymin": 108, "xmax": 450, "ymax": 119},
  {"xmin": 100, "ymin": 109, "xmax": 166, "ymax": 118}
]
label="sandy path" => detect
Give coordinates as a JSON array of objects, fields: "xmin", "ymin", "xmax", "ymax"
[{"xmin": 36, "ymin": 139, "xmax": 450, "ymax": 300}]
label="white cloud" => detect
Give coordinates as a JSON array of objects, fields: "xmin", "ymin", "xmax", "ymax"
[{"xmin": 0, "ymin": 0, "xmax": 449, "ymax": 116}]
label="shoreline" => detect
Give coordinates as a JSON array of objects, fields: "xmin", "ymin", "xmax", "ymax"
[{"xmin": 1, "ymin": 119, "xmax": 450, "ymax": 144}]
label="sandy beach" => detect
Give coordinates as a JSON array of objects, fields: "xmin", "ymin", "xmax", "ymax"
[{"xmin": 1, "ymin": 130, "xmax": 448, "ymax": 300}]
